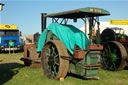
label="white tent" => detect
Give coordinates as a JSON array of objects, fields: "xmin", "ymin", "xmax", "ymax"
[{"xmin": 80, "ymin": 21, "xmax": 128, "ymax": 36}]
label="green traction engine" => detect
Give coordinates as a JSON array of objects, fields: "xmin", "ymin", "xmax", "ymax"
[
  {"xmin": 101, "ymin": 27, "xmax": 128, "ymax": 71},
  {"xmin": 39, "ymin": 7, "xmax": 110, "ymax": 80}
]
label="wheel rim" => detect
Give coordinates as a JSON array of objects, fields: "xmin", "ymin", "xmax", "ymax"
[
  {"xmin": 102, "ymin": 41, "xmax": 127, "ymax": 71},
  {"xmin": 43, "ymin": 43, "xmax": 59, "ymax": 79}
]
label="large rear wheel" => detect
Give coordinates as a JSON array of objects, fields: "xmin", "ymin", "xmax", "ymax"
[
  {"xmin": 102, "ymin": 41, "xmax": 127, "ymax": 71},
  {"xmin": 41, "ymin": 40, "xmax": 69, "ymax": 80}
]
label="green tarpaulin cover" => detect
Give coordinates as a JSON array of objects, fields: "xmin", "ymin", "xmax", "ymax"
[{"xmin": 37, "ymin": 23, "xmax": 90, "ymax": 55}]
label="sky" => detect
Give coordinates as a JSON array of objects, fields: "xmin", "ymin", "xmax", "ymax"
[{"xmin": 0, "ymin": 0, "xmax": 128, "ymax": 35}]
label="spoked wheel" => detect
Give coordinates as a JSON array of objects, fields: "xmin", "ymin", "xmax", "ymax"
[
  {"xmin": 102, "ymin": 41, "xmax": 127, "ymax": 71},
  {"xmin": 41, "ymin": 40, "xmax": 69, "ymax": 80}
]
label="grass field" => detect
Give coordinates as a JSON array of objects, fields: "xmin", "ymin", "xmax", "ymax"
[{"xmin": 0, "ymin": 52, "xmax": 128, "ymax": 85}]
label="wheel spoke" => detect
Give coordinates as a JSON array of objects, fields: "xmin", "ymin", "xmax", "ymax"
[
  {"xmin": 54, "ymin": 54, "xmax": 59, "ymax": 58},
  {"xmin": 105, "ymin": 47, "xmax": 109, "ymax": 55},
  {"xmin": 52, "ymin": 65, "xmax": 57, "ymax": 76},
  {"xmin": 110, "ymin": 64, "xmax": 113, "ymax": 70},
  {"xmin": 112, "ymin": 62, "xmax": 117, "ymax": 70},
  {"xmin": 103, "ymin": 60, "xmax": 107, "ymax": 68},
  {"xmin": 54, "ymin": 57, "xmax": 59, "ymax": 65},
  {"xmin": 106, "ymin": 59, "xmax": 110, "ymax": 68},
  {"xmin": 113, "ymin": 49, "xmax": 117, "ymax": 54},
  {"xmin": 103, "ymin": 54, "xmax": 108, "ymax": 57},
  {"xmin": 107, "ymin": 45, "xmax": 111, "ymax": 55},
  {"xmin": 116, "ymin": 58, "xmax": 120, "ymax": 60},
  {"xmin": 55, "ymin": 62, "xmax": 59, "ymax": 66},
  {"xmin": 51, "ymin": 46, "xmax": 55, "ymax": 56}
]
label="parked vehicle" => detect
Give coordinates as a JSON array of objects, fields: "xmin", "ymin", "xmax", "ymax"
[
  {"xmin": 21, "ymin": 7, "xmax": 110, "ymax": 80},
  {"xmin": 0, "ymin": 24, "xmax": 24, "ymax": 51},
  {"xmin": 101, "ymin": 27, "xmax": 128, "ymax": 71}
]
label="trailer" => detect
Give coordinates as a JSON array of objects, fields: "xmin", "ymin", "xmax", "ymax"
[
  {"xmin": 21, "ymin": 7, "xmax": 110, "ymax": 80},
  {"xmin": 21, "ymin": 32, "xmax": 40, "ymax": 67}
]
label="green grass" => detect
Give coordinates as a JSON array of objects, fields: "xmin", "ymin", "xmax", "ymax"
[
  {"xmin": 0, "ymin": 52, "xmax": 24, "ymax": 64},
  {"xmin": 0, "ymin": 52, "xmax": 128, "ymax": 85}
]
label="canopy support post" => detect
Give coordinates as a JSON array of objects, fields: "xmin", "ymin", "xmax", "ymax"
[{"xmin": 41, "ymin": 13, "xmax": 47, "ymax": 32}]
